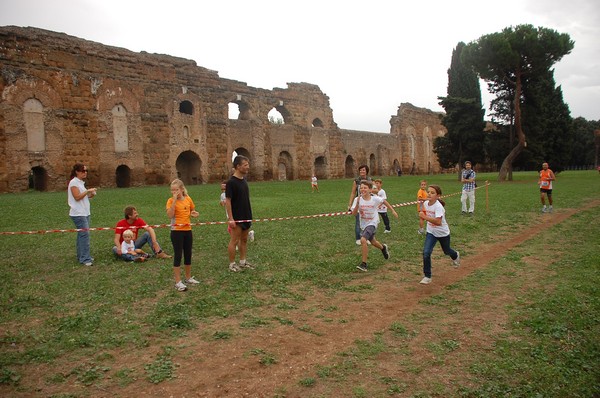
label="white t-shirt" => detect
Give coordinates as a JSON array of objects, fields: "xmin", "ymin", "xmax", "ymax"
[
  {"xmin": 376, "ymin": 188, "xmax": 388, "ymax": 213},
  {"xmin": 351, "ymin": 195, "xmax": 384, "ymax": 230},
  {"xmin": 423, "ymin": 199, "xmax": 450, "ymax": 237},
  {"xmin": 311, "ymin": 176, "xmax": 318, "ymax": 185},
  {"xmin": 67, "ymin": 177, "xmax": 91, "ymax": 217},
  {"xmin": 121, "ymin": 240, "xmax": 135, "ymax": 254},
  {"xmin": 220, "ymin": 192, "xmax": 229, "ymax": 218}
]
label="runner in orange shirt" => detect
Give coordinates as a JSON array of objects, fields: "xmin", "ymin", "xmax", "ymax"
[{"xmin": 539, "ymin": 162, "xmax": 556, "ymax": 213}]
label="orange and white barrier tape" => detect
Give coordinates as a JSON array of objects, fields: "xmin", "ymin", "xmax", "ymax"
[{"xmin": 0, "ymin": 185, "xmax": 485, "ymax": 236}]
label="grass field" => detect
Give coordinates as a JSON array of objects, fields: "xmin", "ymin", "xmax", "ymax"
[{"xmin": 0, "ymin": 171, "xmax": 598, "ymax": 397}]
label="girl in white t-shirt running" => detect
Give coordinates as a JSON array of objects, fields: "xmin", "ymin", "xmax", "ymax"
[{"xmin": 418, "ymin": 184, "xmax": 460, "ymax": 285}]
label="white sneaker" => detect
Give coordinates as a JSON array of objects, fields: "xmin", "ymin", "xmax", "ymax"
[
  {"xmin": 185, "ymin": 276, "xmax": 200, "ymax": 284},
  {"xmin": 175, "ymin": 281, "xmax": 187, "ymax": 291},
  {"xmin": 248, "ymin": 230, "xmax": 255, "ymax": 242},
  {"xmin": 419, "ymin": 277, "xmax": 432, "ymax": 285},
  {"xmin": 384, "ymin": 229, "xmax": 391, "ymax": 233},
  {"xmin": 229, "ymin": 263, "xmax": 241, "ymax": 272},
  {"xmin": 239, "ymin": 261, "xmax": 255, "ymax": 270},
  {"xmin": 452, "ymin": 252, "xmax": 460, "ymax": 268},
  {"xmin": 356, "ymin": 240, "xmax": 361, "ymax": 245}
]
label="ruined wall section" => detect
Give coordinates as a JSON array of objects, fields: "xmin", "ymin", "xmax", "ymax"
[
  {"xmin": 0, "ymin": 27, "xmax": 445, "ymax": 192},
  {"xmin": 341, "ymin": 130, "xmax": 399, "ymax": 176},
  {"xmin": 390, "ymin": 103, "xmax": 446, "ymax": 174}
]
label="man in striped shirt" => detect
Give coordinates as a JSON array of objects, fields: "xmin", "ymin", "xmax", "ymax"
[{"xmin": 461, "ymin": 161, "xmax": 476, "ymax": 215}]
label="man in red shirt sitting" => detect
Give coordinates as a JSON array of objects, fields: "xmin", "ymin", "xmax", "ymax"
[{"xmin": 112, "ymin": 206, "xmax": 172, "ymax": 260}]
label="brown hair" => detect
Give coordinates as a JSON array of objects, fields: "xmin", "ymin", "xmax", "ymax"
[
  {"xmin": 429, "ymin": 184, "xmax": 446, "ymax": 207},
  {"xmin": 360, "ymin": 180, "xmax": 373, "ymax": 189},
  {"xmin": 70, "ymin": 163, "xmax": 86, "ymax": 179},
  {"xmin": 124, "ymin": 206, "xmax": 136, "ymax": 220}
]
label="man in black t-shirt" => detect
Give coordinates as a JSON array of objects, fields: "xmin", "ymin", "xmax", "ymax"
[{"xmin": 225, "ymin": 155, "xmax": 254, "ymax": 271}]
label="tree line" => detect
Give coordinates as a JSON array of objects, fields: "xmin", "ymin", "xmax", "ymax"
[{"xmin": 434, "ymin": 24, "xmax": 599, "ymax": 179}]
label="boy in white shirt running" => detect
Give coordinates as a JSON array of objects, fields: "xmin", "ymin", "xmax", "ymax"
[{"xmin": 351, "ymin": 180, "xmax": 398, "ymax": 271}]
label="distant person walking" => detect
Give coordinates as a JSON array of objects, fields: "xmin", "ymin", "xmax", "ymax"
[
  {"xmin": 461, "ymin": 161, "xmax": 476, "ymax": 215},
  {"xmin": 348, "ymin": 164, "xmax": 371, "ymax": 245},
  {"xmin": 166, "ymin": 179, "xmax": 200, "ymax": 292},
  {"xmin": 311, "ymin": 174, "xmax": 319, "ymax": 192},
  {"xmin": 539, "ymin": 162, "xmax": 556, "ymax": 213},
  {"xmin": 418, "ymin": 184, "xmax": 460, "ymax": 285},
  {"xmin": 67, "ymin": 163, "xmax": 97, "ymax": 266}
]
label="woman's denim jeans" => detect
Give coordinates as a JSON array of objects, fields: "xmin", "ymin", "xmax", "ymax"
[
  {"xmin": 423, "ymin": 232, "xmax": 457, "ymax": 278},
  {"xmin": 70, "ymin": 215, "xmax": 92, "ymax": 264}
]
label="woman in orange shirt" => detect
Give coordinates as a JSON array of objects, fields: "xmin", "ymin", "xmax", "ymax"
[{"xmin": 166, "ymin": 179, "xmax": 200, "ymax": 291}]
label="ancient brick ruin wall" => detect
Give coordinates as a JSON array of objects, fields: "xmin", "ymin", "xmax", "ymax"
[{"xmin": 0, "ymin": 26, "xmax": 445, "ymax": 192}]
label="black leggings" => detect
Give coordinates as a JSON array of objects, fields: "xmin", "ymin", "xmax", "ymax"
[{"xmin": 170, "ymin": 230, "xmax": 193, "ymax": 267}]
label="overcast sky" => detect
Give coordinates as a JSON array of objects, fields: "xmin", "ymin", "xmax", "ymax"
[{"xmin": 1, "ymin": 0, "xmax": 598, "ymax": 132}]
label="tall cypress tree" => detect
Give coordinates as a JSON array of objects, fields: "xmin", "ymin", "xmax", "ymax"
[
  {"xmin": 435, "ymin": 42, "xmax": 486, "ymax": 169},
  {"xmin": 520, "ymin": 69, "xmax": 573, "ymax": 171}
]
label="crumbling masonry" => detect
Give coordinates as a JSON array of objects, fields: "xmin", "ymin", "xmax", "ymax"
[{"xmin": 0, "ymin": 26, "xmax": 446, "ymax": 192}]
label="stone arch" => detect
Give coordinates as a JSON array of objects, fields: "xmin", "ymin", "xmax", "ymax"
[
  {"xmin": 115, "ymin": 164, "xmax": 131, "ymax": 188},
  {"xmin": 24, "ymin": 98, "xmax": 45, "ymax": 152},
  {"xmin": 268, "ymin": 107, "xmax": 285, "ymax": 125},
  {"xmin": 392, "ymin": 159, "xmax": 401, "ymax": 176},
  {"xmin": 277, "ymin": 151, "xmax": 293, "ymax": 181},
  {"xmin": 176, "ymin": 150, "xmax": 202, "ymax": 185},
  {"xmin": 369, "ymin": 153, "xmax": 376, "ymax": 176},
  {"xmin": 229, "ymin": 99, "xmax": 253, "ymax": 121},
  {"xmin": 345, "ymin": 155, "xmax": 355, "ymax": 178},
  {"xmin": 314, "ymin": 156, "xmax": 327, "ymax": 179},
  {"xmin": 29, "ymin": 166, "xmax": 48, "ymax": 191},
  {"xmin": 312, "ymin": 118, "xmax": 324, "ymax": 128},
  {"xmin": 112, "ymin": 104, "xmax": 128, "ymax": 152},
  {"xmin": 179, "ymin": 100, "xmax": 194, "ymax": 115}
]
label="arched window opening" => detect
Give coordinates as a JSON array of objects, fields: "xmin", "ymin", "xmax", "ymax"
[
  {"xmin": 369, "ymin": 154, "xmax": 376, "ymax": 176},
  {"xmin": 116, "ymin": 164, "xmax": 131, "ymax": 188},
  {"xmin": 314, "ymin": 156, "xmax": 327, "ymax": 179},
  {"xmin": 176, "ymin": 151, "xmax": 202, "ymax": 185},
  {"xmin": 29, "ymin": 166, "xmax": 48, "ymax": 191},
  {"xmin": 229, "ymin": 101, "xmax": 252, "ymax": 120},
  {"xmin": 345, "ymin": 155, "xmax": 355, "ymax": 178},
  {"xmin": 228, "ymin": 103, "xmax": 240, "ymax": 119},
  {"xmin": 112, "ymin": 104, "xmax": 128, "ymax": 152},
  {"xmin": 393, "ymin": 159, "xmax": 401, "ymax": 176},
  {"xmin": 277, "ymin": 151, "xmax": 293, "ymax": 181},
  {"xmin": 312, "ymin": 118, "xmax": 324, "ymax": 128},
  {"xmin": 183, "ymin": 125, "xmax": 190, "ymax": 139},
  {"xmin": 24, "ymin": 98, "xmax": 44, "ymax": 152},
  {"xmin": 268, "ymin": 108, "xmax": 284, "ymax": 125},
  {"xmin": 179, "ymin": 100, "xmax": 194, "ymax": 115}
]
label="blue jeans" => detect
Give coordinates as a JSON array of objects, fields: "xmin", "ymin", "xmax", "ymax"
[
  {"xmin": 422, "ymin": 232, "xmax": 458, "ymax": 278},
  {"xmin": 70, "ymin": 215, "xmax": 92, "ymax": 264},
  {"xmin": 135, "ymin": 232, "xmax": 161, "ymax": 254}
]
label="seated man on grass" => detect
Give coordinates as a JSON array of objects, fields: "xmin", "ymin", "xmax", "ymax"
[{"xmin": 112, "ymin": 205, "xmax": 172, "ymax": 260}]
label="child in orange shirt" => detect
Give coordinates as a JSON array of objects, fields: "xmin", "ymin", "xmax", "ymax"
[{"xmin": 417, "ymin": 180, "xmax": 428, "ymax": 234}]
